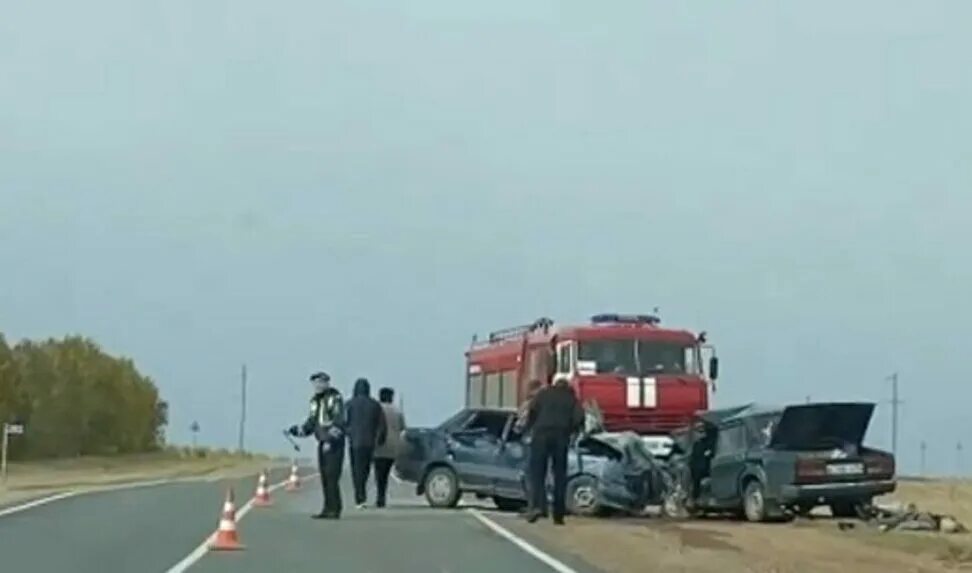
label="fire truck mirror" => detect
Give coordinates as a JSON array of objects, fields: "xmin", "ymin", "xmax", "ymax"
[{"xmin": 708, "ymin": 356, "xmax": 720, "ymax": 381}]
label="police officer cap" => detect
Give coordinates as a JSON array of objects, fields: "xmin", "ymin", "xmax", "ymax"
[{"xmin": 309, "ymin": 371, "xmax": 330, "ymax": 383}]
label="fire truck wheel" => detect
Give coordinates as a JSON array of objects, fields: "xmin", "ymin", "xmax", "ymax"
[
  {"xmin": 424, "ymin": 466, "xmax": 461, "ymax": 508},
  {"xmin": 566, "ymin": 475, "xmax": 603, "ymax": 517}
]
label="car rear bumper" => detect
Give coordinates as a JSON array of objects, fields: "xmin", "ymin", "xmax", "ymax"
[{"xmin": 780, "ymin": 479, "xmax": 896, "ymax": 503}]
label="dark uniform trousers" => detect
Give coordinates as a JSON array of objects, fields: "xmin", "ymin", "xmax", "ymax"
[
  {"xmin": 318, "ymin": 439, "xmax": 345, "ymax": 516},
  {"xmin": 349, "ymin": 446, "xmax": 375, "ymax": 505},
  {"xmin": 529, "ymin": 431, "xmax": 570, "ymax": 519}
]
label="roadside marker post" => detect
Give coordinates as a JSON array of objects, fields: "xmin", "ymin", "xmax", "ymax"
[{"xmin": 1, "ymin": 422, "xmax": 25, "ymax": 486}]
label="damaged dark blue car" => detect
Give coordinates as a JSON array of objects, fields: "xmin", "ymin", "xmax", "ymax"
[{"xmin": 393, "ymin": 407, "xmax": 664, "ymax": 516}]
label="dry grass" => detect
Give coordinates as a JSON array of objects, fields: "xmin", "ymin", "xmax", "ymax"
[{"xmin": 500, "ymin": 479, "xmax": 972, "ymax": 573}]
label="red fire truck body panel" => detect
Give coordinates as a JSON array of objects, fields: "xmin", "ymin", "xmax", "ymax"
[{"xmin": 464, "ymin": 315, "xmax": 717, "ymax": 437}]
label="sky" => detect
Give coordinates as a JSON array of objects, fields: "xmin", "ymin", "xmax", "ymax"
[{"xmin": 1, "ymin": 2, "xmax": 970, "ymax": 474}]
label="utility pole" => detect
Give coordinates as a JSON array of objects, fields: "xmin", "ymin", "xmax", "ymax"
[
  {"xmin": 957, "ymin": 441, "xmax": 964, "ymax": 477},
  {"xmin": 920, "ymin": 440, "xmax": 927, "ymax": 477},
  {"xmin": 238, "ymin": 364, "xmax": 247, "ymax": 454},
  {"xmin": 887, "ymin": 373, "xmax": 901, "ymax": 459},
  {"xmin": 190, "ymin": 421, "xmax": 200, "ymax": 451}
]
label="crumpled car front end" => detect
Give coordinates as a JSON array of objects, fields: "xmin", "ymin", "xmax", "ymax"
[{"xmin": 566, "ymin": 431, "xmax": 665, "ymax": 515}]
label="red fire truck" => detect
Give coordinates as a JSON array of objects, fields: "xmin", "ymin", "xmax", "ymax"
[{"xmin": 464, "ymin": 313, "xmax": 719, "ymax": 456}]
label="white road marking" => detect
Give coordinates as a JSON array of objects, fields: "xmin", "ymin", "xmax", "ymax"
[
  {"xmin": 0, "ymin": 491, "xmax": 80, "ymax": 518},
  {"xmin": 0, "ymin": 476, "xmax": 189, "ymax": 518},
  {"xmin": 163, "ymin": 473, "xmax": 318, "ymax": 573},
  {"xmin": 466, "ymin": 508, "xmax": 579, "ymax": 573}
]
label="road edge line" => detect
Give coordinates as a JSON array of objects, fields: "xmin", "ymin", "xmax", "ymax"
[
  {"xmin": 163, "ymin": 472, "xmax": 319, "ymax": 573},
  {"xmin": 0, "ymin": 468, "xmax": 294, "ymax": 519},
  {"xmin": 0, "ymin": 477, "xmax": 188, "ymax": 519},
  {"xmin": 465, "ymin": 508, "xmax": 579, "ymax": 573}
]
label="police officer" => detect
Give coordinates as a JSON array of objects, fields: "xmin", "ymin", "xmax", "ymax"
[
  {"xmin": 522, "ymin": 377, "xmax": 585, "ymax": 525},
  {"xmin": 288, "ymin": 371, "xmax": 346, "ymax": 519}
]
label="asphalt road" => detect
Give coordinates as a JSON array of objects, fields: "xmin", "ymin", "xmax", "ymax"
[{"xmin": 0, "ymin": 468, "xmax": 602, "ymax": 573}]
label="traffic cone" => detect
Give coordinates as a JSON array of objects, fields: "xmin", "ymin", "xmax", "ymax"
[
  {"xmin": 210, "ymin": 489, "xmax": 245, "ymax": 551},
  {"xmin": 253, "ymin": 470, "xmax": 273, "ymax": 507},
  {"xmin": 285, "ymin": 462, "xmax": 300, "ymax": 492}
]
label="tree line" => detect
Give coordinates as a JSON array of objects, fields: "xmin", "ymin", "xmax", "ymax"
[{"xmin": 0, "ymin": 333, "xmax": 168, "ymax": 460}]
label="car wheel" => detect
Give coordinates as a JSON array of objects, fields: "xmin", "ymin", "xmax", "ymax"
[
  {"xmin": 743, "ymin": 480, "xmax": 768, "ymax": 522},
  {"xmin": 492, "ymin": 496, "xmax": 527, "ymax": 512},
  {"xmin": 566, "ymin": 475, "xmax": 602, "ymax": 517},
  {"xmin": 423, "ymin": 467, "xmax": 461, "ymax": 508}
]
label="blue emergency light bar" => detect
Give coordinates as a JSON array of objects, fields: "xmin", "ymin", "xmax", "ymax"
[{"xmin": 591, "ymin": 313, "xmax": 661, "ymax": 325}]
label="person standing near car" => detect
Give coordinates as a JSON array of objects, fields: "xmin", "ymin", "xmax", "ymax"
[
  {"xmin": 344, "ymin": 377, "xmax": 387, "ymax": 508},
  {"xmin": 288, "ymin": 371, "xmax": 346, "ymax": 519},
  {"xmin": 373, "ymin": 386, "xmax": 406, "ymax": 508},
  {"xmin": 515, "ymin": 379, "xmax": 547, "ymax": 517},
  {"xmin": 522, "ymin": 377, "xmax": 585, "ymax": 525}
]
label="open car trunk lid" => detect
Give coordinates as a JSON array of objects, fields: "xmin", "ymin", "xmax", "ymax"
[{"xmin": 768, "ymin": 402, "xmax": 875, "ymax": 450}]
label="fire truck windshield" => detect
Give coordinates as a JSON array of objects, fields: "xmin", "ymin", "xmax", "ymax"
[{"xmin": 577, "ymin": 339, "xmax": 697, "ymax": 376}]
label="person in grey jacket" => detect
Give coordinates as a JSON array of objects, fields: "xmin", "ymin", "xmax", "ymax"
[
  {"xmin": 373, "ymin": 387, "xmax": 406, "ymax": 508},
  {"xmin": 344, "ymin": 378, "xmax": 386, "ymax": 508}
]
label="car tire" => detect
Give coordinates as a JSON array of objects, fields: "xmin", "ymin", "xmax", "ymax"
[
  {"xmin": 742, "ymin": 480, "xmax": 768, "ymax": 523},
  {"xmin": 566, "ymin": 474, "xmax": 602, "ymax": 517},
  {"xmin": 423, "ymin": 467, "xmax": 461, "ymax": 509},
  {"xmin": 492, "ymin": 496, "xmax": 527, "ymax": 512}
]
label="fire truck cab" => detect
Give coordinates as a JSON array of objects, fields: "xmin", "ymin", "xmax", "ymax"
[{"xmin": 464, "ymin": 313, "xmax": 719, "ymax": 457}]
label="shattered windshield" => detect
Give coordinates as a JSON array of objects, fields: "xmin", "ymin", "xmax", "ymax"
[{"xmin": 578, "ymin": 340, "xmax": 696, "ymax": 376}]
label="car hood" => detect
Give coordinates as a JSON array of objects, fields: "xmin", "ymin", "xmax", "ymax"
[
  {"xmin": 584, "ymin": 431, "xmax": 658, "ymax": 475},
  {"xmin": 769, "ymin": 402, "xmax": 875, "ymax": 449}
]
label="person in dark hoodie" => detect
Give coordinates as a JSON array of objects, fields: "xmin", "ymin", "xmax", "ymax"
[
  {"xmin": 288, "ymin": 371, "xmax": 346, "ymax": 519},
  {"xmin": 344, "ymin": 377, "xmax": 387, "ymax": 508}
]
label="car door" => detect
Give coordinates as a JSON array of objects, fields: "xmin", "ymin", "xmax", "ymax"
[
  {"xmin": 708, "ymin": 422, "xmax": 748, "ymax": 503},
  {"xmin": 446, "ymin": 411, "xmax": 508, "ymax": 492},
  {"xmin": 493, "ymin": 414, "xmax": 528, "ymax": 496}
]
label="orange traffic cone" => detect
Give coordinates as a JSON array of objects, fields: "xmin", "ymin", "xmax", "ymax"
[
  {"xmin": 210, "ymin": 489, "xmax": 245, "ymax": 551},
  {"xmin": 253, "ymin": 470, "xmax": 273, "ymax": 507},
  {"xmin": 285, "ymin": 462, "xmax": 300, "ymax": 492}
]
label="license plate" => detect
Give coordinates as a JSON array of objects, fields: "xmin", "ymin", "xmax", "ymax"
[{"xmin": 826, "ymin": 462, "xmax": 864, "ymax": 475}]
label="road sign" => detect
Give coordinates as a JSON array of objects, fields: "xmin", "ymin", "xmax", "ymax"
[{"xmin": 4, "ymin": 424, "xmax": 24, "ymax": 435}]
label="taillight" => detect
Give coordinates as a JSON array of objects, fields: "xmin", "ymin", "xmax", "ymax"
[
  {"xmin": 865, "ymin": 454, "xmax": 895, "ymax": 477},
  {"xmin": 795, "ymin": 457, "xmax": 828, "ymax": 483}
]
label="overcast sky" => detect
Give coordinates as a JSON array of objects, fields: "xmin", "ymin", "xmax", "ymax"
[{"xmin": 1, "ymin": 2, "xmax": 969, "ymax": 474}]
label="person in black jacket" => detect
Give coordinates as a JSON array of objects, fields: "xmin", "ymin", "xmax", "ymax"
[
  {"xmin": 344, "ymin": 378, "xmax": 387, "ymax": 508},
  {"xmin": 522, "ymin": 378, "xmax": 585, "ymax": 525},
  {"xmin": 288, "ymin": 371, "xmax": 346, "ymax": 519}
]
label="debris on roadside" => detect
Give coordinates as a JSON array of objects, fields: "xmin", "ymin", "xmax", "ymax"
[{"xmin": 857, "ymin": 503, "xmax": 968, "ymax": 534}]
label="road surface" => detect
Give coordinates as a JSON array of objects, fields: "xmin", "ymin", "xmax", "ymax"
[{"xmin": 0, "ymin": 467, "xmax": 602, "ymax": 573}]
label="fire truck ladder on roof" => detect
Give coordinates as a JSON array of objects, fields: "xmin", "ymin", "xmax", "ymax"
[{"xmin": 483, "ymin": 317, "xmax": 553, "ymax": 344}]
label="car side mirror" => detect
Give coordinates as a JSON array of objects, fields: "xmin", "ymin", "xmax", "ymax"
[{"xmin": 708, "ymin": 356, "xmax": 719, "ymax": 381}]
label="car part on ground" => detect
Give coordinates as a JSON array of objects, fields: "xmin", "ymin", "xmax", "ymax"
[{"xmin": 867, "ymin": 502, "xmax": 967, "ymax": 534}]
